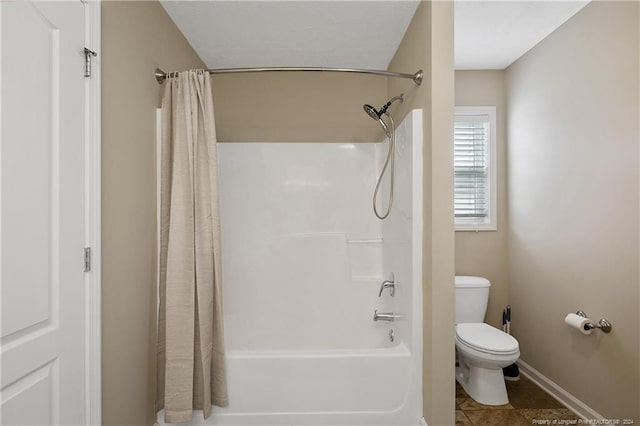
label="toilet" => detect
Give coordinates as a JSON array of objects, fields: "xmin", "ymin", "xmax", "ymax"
[{"xmin": 455, "ymin": 275, "xmax": 519, "ymax": 406}]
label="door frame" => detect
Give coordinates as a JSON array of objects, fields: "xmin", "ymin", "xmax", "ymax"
[{"xmin": 84, "ymin": 1, "xmax": 101, "ymax": 424}]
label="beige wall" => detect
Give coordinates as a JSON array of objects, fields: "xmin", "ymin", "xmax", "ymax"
[
  {"xmin": 390, "ymin": 2, "xmax": 455, "ymax": 425},
  {"xmin": 455, "ymin": 71, "xmax": 509, "ymax": 329},
  {"xmin": 101, "ymin": 2, "xmax": 205, "ymax": 425},
  {"xmin": 506, "ymin": 1, "xmax": 639, "ymax": 418},
  {"xmin": 212, "ymin": 73, "xmax": 387, "ymax": 142}
]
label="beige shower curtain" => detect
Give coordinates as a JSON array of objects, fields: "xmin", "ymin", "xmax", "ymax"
[{"xmin": 156, "ymin": 70, "xmax": 228, "ymax": 423}]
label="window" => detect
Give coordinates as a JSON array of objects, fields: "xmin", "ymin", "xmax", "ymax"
[{"xmin": 454, "ymin": 107, "xmax": 497, "ymax": 231}]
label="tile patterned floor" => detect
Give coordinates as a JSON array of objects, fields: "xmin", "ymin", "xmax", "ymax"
[{"xmin": 456, "ymin": 375, "xmax": 581, "ymax": 425}]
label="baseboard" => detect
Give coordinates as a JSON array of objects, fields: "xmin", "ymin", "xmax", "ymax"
[
  {"xmin": 419, "ymin": 417, "xmax": 428, "ymax": 426},
  {"xmin": 517, "ymin": 360, "xmax": 605, "ymax": 420}
]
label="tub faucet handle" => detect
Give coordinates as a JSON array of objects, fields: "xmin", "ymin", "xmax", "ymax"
[{"xmin": 378, "ymin": 273, "xmax": 395, "ymax": 297}]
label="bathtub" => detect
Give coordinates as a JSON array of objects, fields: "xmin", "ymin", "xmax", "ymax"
[
  {"xmin": 220, "ymin": 345, "xmax": 412, "ymax": 415},
  {"xmin": 157, "ymin": 110, "xmax": 424, "ymax": 426},
  {"xmin": 158, "ymin": 343, "xmax": 419, "ymax": 426}
]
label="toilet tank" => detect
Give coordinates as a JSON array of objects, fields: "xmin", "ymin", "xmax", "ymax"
[{"xmin": 455, "ymin": 276, "xmax": 490, "ymax": 324}]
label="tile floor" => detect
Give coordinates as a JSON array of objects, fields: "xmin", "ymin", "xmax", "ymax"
[{"xmin": 456, "ymin": 375, "xmax": 581, "ymax": 425}]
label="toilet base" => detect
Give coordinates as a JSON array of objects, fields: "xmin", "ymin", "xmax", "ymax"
[{"xmin": 456, "ymin": 362, "xmax": 509, "ymax": 406}]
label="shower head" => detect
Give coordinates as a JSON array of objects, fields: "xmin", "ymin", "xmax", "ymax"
[
  {"xmin": 363, "ymin": 104, "xmax": 381, "ymax": 120},
  {"xmin": 363, "ymin": 104, "xmax": 391, "ymax": 138},
  {"xmin": 363, "ymin": 94, "xmax": 403, "ymax": 139},
  {"xmin": 362, "ymin": 93, "xmax": 404, "ymax": 120}
]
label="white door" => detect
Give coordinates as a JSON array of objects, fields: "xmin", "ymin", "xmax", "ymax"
[{"xmin": 1, "ymin": 1, "xmax": 87, "ymax": 424}]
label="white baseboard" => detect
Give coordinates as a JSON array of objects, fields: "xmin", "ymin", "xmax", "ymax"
[
  {"xmin": 517, "ymin": 360, "xmax": 604, "ymax": 420},
  {"xmin": 419, "ymin": 417, "xmax": 428, "ymax": 426}
]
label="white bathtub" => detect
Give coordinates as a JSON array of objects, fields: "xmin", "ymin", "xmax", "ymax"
[
  {"xmin": 159, "ymin": 343, "xmax": 420, "ymax": 426},
  {"xmin": 158, "ymin": 343, "xmax": 419, "ymax": 426},
  {"xmin": 157, "ymin": 110, "xmax": 424, "ymax": 426}
]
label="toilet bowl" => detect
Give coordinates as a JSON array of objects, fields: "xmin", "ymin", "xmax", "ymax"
[
  {"xmin": 454, "ymin": 276, "xmax": 520, "ymax": 406},
  {"xmin": 455, "ymin": 322, "xmax": 519, "ymax": 405}
]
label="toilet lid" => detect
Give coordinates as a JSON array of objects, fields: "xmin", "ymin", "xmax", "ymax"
[{"xmin": 456, "ymin": 323, "xmax": 519, "ymax": 354}]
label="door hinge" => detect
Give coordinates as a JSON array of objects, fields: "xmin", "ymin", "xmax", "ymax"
[
  {"xmin": 84, "ymin": 247, "xmax": 92, "ymax": 272},
  {"xmin": 84, "ymin": 48, "xmax": 97, "ymax": 78}
]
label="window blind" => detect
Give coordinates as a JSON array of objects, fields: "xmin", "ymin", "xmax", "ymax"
[{"xmin": 454, "ymin": 117, "xmax": 490, "ymax": 224}]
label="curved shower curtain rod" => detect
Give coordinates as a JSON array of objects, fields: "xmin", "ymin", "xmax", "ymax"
[{"xmin": 154, "ymin": 67, "xmax": 423, "ymax": 86}]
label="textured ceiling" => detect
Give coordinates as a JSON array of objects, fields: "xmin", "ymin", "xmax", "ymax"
[
  {"xmin": 161, "ymin": 1, "xmax": 592, "ymax": 72},
  {"xmin": 160, "ymin": 1, "xmax": 421, "ymax": 70},
  {"xmin": 455, "ymin": 1, "xmax": 590, "ymax": 70}
]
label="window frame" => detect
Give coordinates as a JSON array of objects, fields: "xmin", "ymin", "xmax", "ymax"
[{"xmin": 454, "ymin": 106, "xmax": 497, "ymax": 232}]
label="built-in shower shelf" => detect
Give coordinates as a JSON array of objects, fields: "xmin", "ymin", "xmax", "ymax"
[{"xmin": 346, "ymin": 238, "xmax": 384, "ymax": 282}]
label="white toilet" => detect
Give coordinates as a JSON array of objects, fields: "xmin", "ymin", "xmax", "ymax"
[{"xmin": 455, "ymin": 275, "xmax": 519, "ymax": 406}]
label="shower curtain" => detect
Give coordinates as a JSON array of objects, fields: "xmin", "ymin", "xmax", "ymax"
[{"xmin": 156, "ymin": 70, "xmax": 228, "ymax": 423}]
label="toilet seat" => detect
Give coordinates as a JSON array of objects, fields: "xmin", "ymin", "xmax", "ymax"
[{"xmin": 456, "ymin": 323, "xmax": 519, "ymax": 356}]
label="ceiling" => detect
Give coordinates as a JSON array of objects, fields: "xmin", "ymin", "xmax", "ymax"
[
  {"xmin": 455, "ymin": 1, "xmax": 590, "ymax": 70},
  {"xmin": 161, "ymin": 0, "xmax": 590, "ymax": 72},
  {"xmin": 160, "ymin": 1, "xmax": 421, "ymax": 70}
]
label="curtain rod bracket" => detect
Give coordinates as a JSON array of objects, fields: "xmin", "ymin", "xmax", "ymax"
[
  {"xmin": 412, "ymin": 70, "xmax": 423, "ymax": 86},
  {"xmin": 155, "ymin": 67, "xmax": 423, "ymax": 86},
  {"xmin": 156, "ymin": 68, "xmax": 167, "ymax": 84}
]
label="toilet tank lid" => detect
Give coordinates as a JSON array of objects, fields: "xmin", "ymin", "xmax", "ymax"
[{"xmin": 455, "ymin": 275, "xmax": 490, "ymax": 288}]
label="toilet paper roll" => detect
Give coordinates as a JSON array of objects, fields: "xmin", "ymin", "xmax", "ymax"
[{"xmin": 564, "ymin": 313, "xmax": 593, "ymax": 335}]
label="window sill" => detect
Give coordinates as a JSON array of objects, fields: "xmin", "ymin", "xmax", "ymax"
[{"xmin": 455, "ymin": 226, "xmax": 497, "ymax": 232}]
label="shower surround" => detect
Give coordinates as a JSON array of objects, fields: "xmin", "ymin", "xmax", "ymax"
[{"xmin": 158, "ymin": 109, "xmax": 423, "ymax": 425}]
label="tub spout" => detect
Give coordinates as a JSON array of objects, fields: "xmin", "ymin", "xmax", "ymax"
[{"xmin": 373, "ymin": 310, "xmax": 403, "ymax": 322}]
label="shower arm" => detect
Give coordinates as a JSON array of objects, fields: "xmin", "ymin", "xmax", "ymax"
[{"xmin": 379, "ymin": 95, "xmax": 404, "ymax": 116}]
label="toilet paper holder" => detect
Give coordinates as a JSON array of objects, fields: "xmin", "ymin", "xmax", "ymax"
[{"xmin": 576, "ymin": 311, "xmax": 612, "ymax": 333}]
